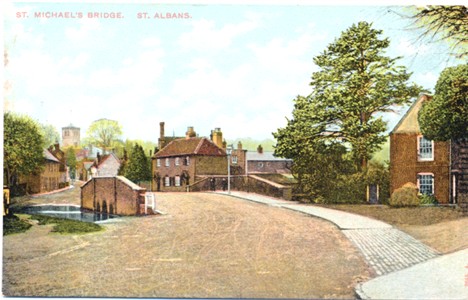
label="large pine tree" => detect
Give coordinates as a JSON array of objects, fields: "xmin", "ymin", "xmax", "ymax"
[{"xmin": 275, "ymin": 21, "xmax": 422, "ymax": 170}]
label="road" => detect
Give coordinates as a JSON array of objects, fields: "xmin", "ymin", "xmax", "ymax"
[{"xmin": 3, "ymin": 192, "xmax": 373, "ymax": 298}]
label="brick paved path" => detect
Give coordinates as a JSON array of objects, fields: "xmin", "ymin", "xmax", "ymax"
[
  {"xmin": 218, "ymin": 191, "xmax": 440, "ymax": 276},
  {"xmin": 342, "ymin": 228, "xmax": 439, "ymax": 276}
]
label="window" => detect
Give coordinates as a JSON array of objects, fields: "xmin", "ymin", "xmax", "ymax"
[
  {"xmin": 157, "ymin": 159, "xmax": 161, "ymax": 167},
  {"xmin": 418, "ymin": 173, "xmax": 434, "ymax": 195},
  {"xmin": 184, "ymin": 156, "xmax": 190, "ymax": 166},
  {"xmin": 258, "ymin": 162, "xmax": 264, "ymax": 168},
  {"xmin": 418, "ymin": 136, "xmax": 433, "ymax": 161},
  {"xmin": 164, "ymin": 176, "xmax": 170, "ymax": 187},
  {"xmin": 165, "ymin": 158, "xmax": 170, "ymax": 167},
  {"xmin": 175, "ymin": 176, "xmax": 181, "ymax": 187},
  {"xmin": 232, "ymin": 156, "xmax": 238, "ymax": 164},
  {"xmin": 175, "ymin": 157, "xmax": 180, "ymax": 166}
]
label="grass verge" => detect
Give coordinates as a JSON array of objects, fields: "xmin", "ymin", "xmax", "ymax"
[
  {"xmin": 30, "ymin": 215, "xmax": 103, "ymax": 234},
  {"xmin": 3, "ymin": 215, "xmax": 32, "ymax": 236}
]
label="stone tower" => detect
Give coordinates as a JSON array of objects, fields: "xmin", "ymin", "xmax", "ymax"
[{"xmin": 62, "ymin": 124, "xmax": 80, "ymax": 147}]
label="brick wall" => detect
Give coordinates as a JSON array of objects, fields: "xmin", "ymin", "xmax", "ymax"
[
  {"xmin": 196, "ymin": 156, "xmax": 228, "ymax": 175},
  {"xmin": 188, "ymin": 175, "xmax": 292, "ymax": 200},
  {"xmin": 390, "ymin": 133, "xmax": 450, "ymax": 203},
  {"xmin": 451, "ymin": 139, "xmax": 468, "ymax": 206},
  {"xmin": 81, "ymin": 176, "xmax": 146, "ymax": 215}
]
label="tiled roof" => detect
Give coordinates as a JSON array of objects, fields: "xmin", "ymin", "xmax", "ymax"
[
  {"xmin": 43, "ymin": 149, "xmax": 60, "ymax": 163},
  {"xmin": 155, "ymin": 137, "xmax": 226, "ymax": 158},
  {"xmin": 247, "ymin": 151, "xmax": 292, "ymax": 162}
]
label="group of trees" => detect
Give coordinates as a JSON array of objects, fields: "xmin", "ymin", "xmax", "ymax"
[
  {"xmin": 3, "ymin": 115, "xmax": 155, "ymax": 191},
  {"xmin": 274, "ymin": 6, "xmax": 467, "ymax": 203}
]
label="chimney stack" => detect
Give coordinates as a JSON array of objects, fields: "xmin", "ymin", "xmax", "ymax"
[
  {"xmin": 257, "ymin": 145, "xmax": 263, "ymax": 154},
  {"xmin": 186, "ymin": 126, "xmax": 196, "ymax": 139},
  {"xmin": 212, "ymin": 128, "xmax": 223, "ymax": 148},
  {"xmin": 54, "ymin": 143, "xmax": 60, "ymax": 151},
  {"xmin": 237, "ymin": 141, "xmax": 243, "ymax": 151},
  {"xmin": 159, "ymin": 122, "xmax": 165, "ymax": 140}
]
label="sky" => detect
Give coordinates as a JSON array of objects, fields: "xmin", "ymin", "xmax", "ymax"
[{"xmin": 2, "ymin": 1, "xmax": 464, "ymax": 144}]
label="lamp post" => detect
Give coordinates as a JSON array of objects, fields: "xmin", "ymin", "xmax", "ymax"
[{"xmin": 226, "ymin": 145, "xmax": 232, "ymax": 194}]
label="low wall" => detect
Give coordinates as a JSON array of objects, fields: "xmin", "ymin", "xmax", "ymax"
[
  {"xmin": 188, "ymin": 175, "xmax": 292, "ymax": 200},
  {"xmin": 81, "ymin": 176, "xmax": 147, "ymax": 216}
]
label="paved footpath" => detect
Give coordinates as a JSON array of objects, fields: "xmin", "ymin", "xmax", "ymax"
[{"xmin": 214, "ymin": 191, "xmax": 466, "ymax": 299}]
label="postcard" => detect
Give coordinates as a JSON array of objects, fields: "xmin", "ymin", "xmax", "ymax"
[{"xmin": 3, "ymin": 0, "xmax": 467, "ymax": 299}]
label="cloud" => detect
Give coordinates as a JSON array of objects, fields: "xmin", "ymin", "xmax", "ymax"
[
  {"xmin": 88, "ymin": 43, "xmax": 165, "ymax": 90},
  {"xmin": 65, "ymin": 18, "xmax": 102, "ymax": 42},
  {"xmin": 395, "ymin": 37, "xmax": 429, "ymax": 56},
  {"xmin": 414, "ymin": 71, "xmax": 438, "ymax": 92},
  {"xmin": 249, "ymin": 32, "xmax": 323, "ymax": 77},
  {"xmin": 178, "ymin": 15, "xmax": 259, "ymax": 51}
]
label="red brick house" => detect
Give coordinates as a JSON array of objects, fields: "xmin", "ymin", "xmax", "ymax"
[
  {"xmin": 390, "ymin": 94, "xmax": 452, "ymax": 203},
  {"xmin": 152, "ymin": 127, "xmax": 228, "ymax": 192}
]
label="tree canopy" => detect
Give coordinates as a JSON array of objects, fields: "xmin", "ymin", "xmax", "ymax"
[
  {"xmin": 418, "ymin": 64, "xmax": 468, "ymax": 141},
  {"xmin": 39, "ymin": 123, "xmax": 60, "ymax": 148},
  {"xmin": 4, "ymin": 113, "xmax": 45, "ymax": 187},
  {"xmin": 274, "ymin": 22, "xmax": 422, "ymax": 169},
  {"xmin": 85, "ymin": 119, "xmax": 123, "ymax": 154}
]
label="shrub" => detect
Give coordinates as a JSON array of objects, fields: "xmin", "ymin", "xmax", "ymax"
[
  {"xmin": 3, "ymin": 215, "xmax": 32, "ymax": 235},
  {"xmin": 389, "ymin": 182, "xmax": 420, "ymax": 207},
  {"xmin": 419, "ymin": 194, "xmax": 439, "ymax": 205}
]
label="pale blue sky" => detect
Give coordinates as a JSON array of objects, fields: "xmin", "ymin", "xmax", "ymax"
[{"xmin": 3, "ymin": 1, "xmax": 463, "ymax": 142}]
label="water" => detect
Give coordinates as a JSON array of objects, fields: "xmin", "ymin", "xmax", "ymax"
[{"xmin": 21, "ymin": 204, "xmax": 118, "ymax": 223}]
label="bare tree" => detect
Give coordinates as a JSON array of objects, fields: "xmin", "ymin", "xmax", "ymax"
[{"xmin": 407, "ymin": 5, "xmax": 467, "ymax": 58}]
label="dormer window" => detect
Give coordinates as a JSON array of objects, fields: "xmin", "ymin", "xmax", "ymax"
[{"xmin": 418, "ymin": 136, "xmax": 433, "ymax": 161}]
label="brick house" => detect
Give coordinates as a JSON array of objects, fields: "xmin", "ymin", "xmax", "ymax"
[
  {"xmin": 152, "ymin": 127, "xmax": 227, "ymax": 192},
  {"xmin": 24, "ymin": 149, "xmax": 64, "ymax": 194},
  {"xmin": 247, "ymin": 145, "xmax": 293, "ymax": 174},
  {"xmin": 90, "ymin": 152, "xmax": 121, "ymax": 177},
  {"xmin": 48, "ymin": 143, "xmax": 68, "ymax": 183},
  {"xmin": 390, "ymin": 94, "xmax": 454, "ymax": 204}
]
